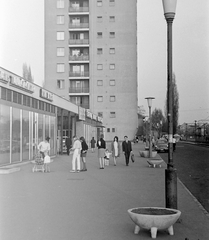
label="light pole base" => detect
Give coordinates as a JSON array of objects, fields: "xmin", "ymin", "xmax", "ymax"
[{"xmin": 165, "ymin": 168, "xmax": 177, "ymax": 209}]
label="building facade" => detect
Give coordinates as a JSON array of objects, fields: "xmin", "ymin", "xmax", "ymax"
[
  {"xmin": 0, "ymin": 67, "xmax": 103, "ymax": 166},
  {"xmin": 44, "ymin": 0, "xmax": 138, "ymax": 141}
]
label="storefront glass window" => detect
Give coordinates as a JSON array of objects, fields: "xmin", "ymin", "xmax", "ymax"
[
  {"xmin": 22, "ymin": 110, "xmax": 29, "ymax": 161},
  {"xmin": 0, "ymin": 104, "xmax": 10, "ymax": 165},
  {"xmin": 50, "ymin": 116, "xmax": 55, "ymax": 155},
  {"xmin": 11, "ymin": 108, "xmax": 21, "ymax": 163}
]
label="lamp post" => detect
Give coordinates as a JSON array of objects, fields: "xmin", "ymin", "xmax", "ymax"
[
  {"xmin": 162, "ymin": 0, "xmax": 177, "ymax": 209},
  {"xmin": 145, "ymin": 97, "xmax": 155, "ymax": 158}
]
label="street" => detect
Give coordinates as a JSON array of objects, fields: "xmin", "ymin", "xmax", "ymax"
[{"xmin": 159, "ymin": 142, "xmax": 209, "ymax": 213}]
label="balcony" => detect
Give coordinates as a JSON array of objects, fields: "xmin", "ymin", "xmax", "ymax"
[
  {"xmin": 69, "ymin": 55, "xmax": 89, "ymax": 61},
  {"xmin": 69, "ymin": 6, "xmax": 89, "ymax": 13},
  {"xmin": 69, "ymin": 23, "xmax": 89, "ymax": 29},
  {"xmin": 69, "ymin": 71, "xmax": 89, "ymax": 77},
  {"xmin": 69, "ymin": 87, "xmax": 89, "ymax": 93},
  {"xmin": 69, "ymin": 39, "xmax": 89, "ymax": 45}
]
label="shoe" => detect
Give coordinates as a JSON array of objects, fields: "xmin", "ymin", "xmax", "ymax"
[{"xmin": 70, "ymin": 170, "xmax": 76, "ymax": 173}]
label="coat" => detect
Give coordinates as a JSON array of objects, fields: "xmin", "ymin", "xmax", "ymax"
[{"xmin": 122, "ymin": 140, "xmax": 132, "ymax": 154}]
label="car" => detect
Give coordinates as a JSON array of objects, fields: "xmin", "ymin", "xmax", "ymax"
[{"xmin": 155, "ymin": 138, "xmax": 168, "ymax": 153}]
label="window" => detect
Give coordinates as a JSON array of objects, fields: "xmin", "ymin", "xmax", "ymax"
[
  {"xmin": 57, "ymin": 0, "xmax": 64, "ymax": 8},
  {"xmin": 110, "ymin": 112, "xmax": 116, "ymax": 118},
  {"xmin": 57, "ymin": 79, "xmax": 65, "ymax": 89},
  {"xmin": 110, "ymin": 79, "xmax": 115, "ymax": 86},
  {"xmin": 97, "ymin": 80, "xmax": 103, "ymax": 86},
  {"xmin": 109, "ymin": 16, "xmax": 115, "ymax": 22},
  {"xmin": 57, "ymin": 15, "xmax": 64, "ymax": 24},
  {"xmin": 97, "ymin": 0, "xmax": 102, "ymax": 7},
  {"xmin": 97, "ymin": 96, "xmax": 103, "ymax": 102},
  {"xmin": 109, "ymin": 48, "xmax": 115, "ymax": 54},
  {"xmin": 97, "ymin": 32, "xmax": 102, "ymax": 38},
  {"xmin": 112, "ymin": 128, "xmax": 115, "ymax": 132},
  {"xmin": 109, "ymin": 0, "xmax": 115, "ymax": 6},
  {"xmin": 57, "ymin": 63, "xmax": 65, "ymax": 72},
  {"xmin": 98, "ymin": 112, "xmax": 103, "ymax": 117},
  {"xmin": 97, "ymin": 16, "xmax": 103, "ymax": 22},
  {"xmin": 57, "ymin": 47, "xmax": 65, "ymax": 56},
  {"xmin": 57, "ymin": 32, "xmax": 65, "ymax": 40},
  {"xmin": 110, "ymin": 32, "xmax": 115, "ymax": 38},
  {"xmin": 110, "ymin": 64, "xmax": 115, "ymax": 70},
  {"xmin": 110, "ymin": 96, "xmax": 115, "ymax": 102},
  {"xmin": 97, "ymin": 64, "xmax": 103, "ymax": 70},
  {"xmin": 97, "ymin": 48, "xmax": 103, "ymax": 54},
  {"xmin": 107, "ymin": 128, "xmax": 110, "ymax": 133}
]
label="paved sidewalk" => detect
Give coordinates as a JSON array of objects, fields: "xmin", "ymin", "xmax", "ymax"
[{"xmin": 0, "ymin": 141, "xmax": 208, "ymax": 240}]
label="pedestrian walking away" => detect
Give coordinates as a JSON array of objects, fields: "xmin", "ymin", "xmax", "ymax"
[
  {"xmin": 80, "ymin": 136, "xmax": 88, "ymax": 171},
  {"xmin": 122, "ymin": 136, "xmax": 132, "ymax": 166},
  {"xmin": 111, "ymin": 136, "xmax": 121, "ymax": 166},
  {"xmin": 173, "ymin": 136, "xmax": 176, "ymax": 152},
  {"xmin": 97, "ymin": 134, "xmax": 106, "ymax": 169},
  {"xmin": 65, "ymin": 136, "xmax": 72, "ymax": 155},
  {"xmin": 90, "ymin": 137, "xmax": 96, "ymax": 152},
  {"xmin": 70, "ymin": 136, "xmax": 82, "ymax": 173},
  {"xmin": 37, "ymin": 136, "xmax": 50, "ymax": 172}
]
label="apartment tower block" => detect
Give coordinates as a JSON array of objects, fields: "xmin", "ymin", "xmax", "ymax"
[{"xmin": 44, "ymin": 0, "xmax": 138, "ymax": 141}]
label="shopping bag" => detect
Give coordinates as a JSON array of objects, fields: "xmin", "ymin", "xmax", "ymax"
[{"xmin": 131, "ymin": 153, "xmax": 135, "ymax": 163}]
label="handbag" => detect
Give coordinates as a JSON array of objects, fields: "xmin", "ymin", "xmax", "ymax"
[{"xmin": 131, "ymin": 153, "xmax": 135, "ymax": 162}]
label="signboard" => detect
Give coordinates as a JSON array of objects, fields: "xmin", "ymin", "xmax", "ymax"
[
  {"xmin": 79, "ymin": 107, "xmax": 86, "ymax": 121},
  {"xmin": 40, "ymin": 89, "xmax": 53, "ymax": 101}
]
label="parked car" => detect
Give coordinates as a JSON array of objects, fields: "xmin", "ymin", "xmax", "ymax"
[{"xmin": 155, "ymin": 138, "xmax": 168, "ymax": 153}]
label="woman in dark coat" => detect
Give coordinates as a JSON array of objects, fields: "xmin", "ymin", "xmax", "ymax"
[
  {"xmin": 97, "ymin": 134, "xmax": 106, "ymax": 169},
  {"xmin": 80, "ymin": 137, "xmax": 88, "ymax": 171}
]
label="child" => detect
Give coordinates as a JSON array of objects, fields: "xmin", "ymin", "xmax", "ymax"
[
  {"xmin": 104, "ymin": 149, "xmax": 111, "ymax": 166},
  {"xmin": 44, "ymin": 153, "xmax": 51, "ymax": 172}
]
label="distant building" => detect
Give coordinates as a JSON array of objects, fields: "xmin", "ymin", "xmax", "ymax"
[{"xmin": 44, "ymin": 0, "xmax": 138, "ymax": 141}]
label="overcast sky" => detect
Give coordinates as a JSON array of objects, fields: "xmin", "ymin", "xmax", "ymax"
[{"xmin": 0, "ymin": 0, "xmax": 208, "ymax": 125}]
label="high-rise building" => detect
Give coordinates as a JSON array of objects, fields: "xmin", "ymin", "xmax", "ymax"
[{"xmin": 44, "ymin": 0, "xmax": 138, "ymax": 141}]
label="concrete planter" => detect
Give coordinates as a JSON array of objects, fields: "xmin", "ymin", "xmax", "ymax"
[
  {"xmin": 128, "ymin": 207, "xmax": 181, "ymax": 239},
  {"xmin": 147, "ymin": 159, "xmax": 164, "ymax": 168},
  {"xmin": 139, "ymin": 151, "xmax": 157, "ymax": 158}
]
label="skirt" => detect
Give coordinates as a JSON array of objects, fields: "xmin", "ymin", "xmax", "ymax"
[{"xmin": 98, "ymin": 148, "xmax": 105, "ymax": 158}]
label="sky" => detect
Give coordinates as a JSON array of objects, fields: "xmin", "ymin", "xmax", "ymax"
[{"xmin": 0, "ymin": 0, "xmax": 208, "ymax": 125}]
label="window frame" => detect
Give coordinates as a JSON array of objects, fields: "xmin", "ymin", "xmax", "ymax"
[
  {"xmin": 97, "ymin": 80, "xmax": 103, "ymax": 86},
  {"xmin": 109, "ymin": 48, "xmax": 115, "ymax": 54},
  {"xmin": 57, "ymin": 79, "xmax": 65, "ymax": 89},
  {"xmin": 110, "ymin": 96, "xmax": 116, "ymax": 102},
  {"xmin": 109, "ymin": 64, "xmax": 115, "ymax": 70},
  {"xmin": 57, "ymin": 31, "xmax": 65, "ymax": 41},
  {"xmin": 109, "ymin": 79, "xmax": 115, "ymax": 86},
  {"xmin": 57, "ymin": 47, "xmax": 65, "ymax": 56},
  {"xmin": 57, "ymin": 63, "xmax": 65, "ymax": 73},
  {"xmin": 57, "ymin": 15, "xmax": 65, "ymax": 24},
  {"xmin": 97, "ymin": 64, "xmax": 103, "ymax": 70},
  {"xmin": 97, "ymin": 96, "xmax": 103, "ymax": 102}
]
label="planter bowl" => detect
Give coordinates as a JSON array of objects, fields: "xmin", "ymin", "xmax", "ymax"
[
  {"xmin": 147, "ymin": 159, "xmax": 163, "ymax": 168},
  {"xmin": 139, "ymin": 151, "xmax": 157, "ymax": 158},
  {"xmin": 127, "ymin": 207, "xmax": 181, "ymax": 239}
]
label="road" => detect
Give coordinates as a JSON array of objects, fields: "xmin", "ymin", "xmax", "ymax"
[{"xmin": 159, "ymin": 142, "xmax": 209, "ymax": 213}]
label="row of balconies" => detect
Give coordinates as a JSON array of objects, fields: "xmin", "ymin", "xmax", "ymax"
[
  {"xmin": 69, "ymin": 71, "xmax": 89, "ymax": 77},
  {"xmin": 69, "ymin": 87, "xmax": 89, "ymax": 93},
  {"xmin": 69, "ymin": 23, "xmax": 89, "ymax": 29},
  {"xmin": 69, "ymin": 6, "xmax": 89, "ymax": 13},
  {"xmin": 69, "ymin": 55, "xmax": 89, "ymax": 61}
]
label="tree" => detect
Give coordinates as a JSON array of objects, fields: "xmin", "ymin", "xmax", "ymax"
[
  {"xmin": 165, "ymin": 73, "xmax": 179, "ymax": 134},
  {"xmin": 22, "ymin": 63, "xmax": 34, "ymax": 82},
  {"xmin": 151, "ymin": 108, "xmax": 165, "ymax": 138}
]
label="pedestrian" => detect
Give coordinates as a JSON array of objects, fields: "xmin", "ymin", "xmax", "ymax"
[
  {"xmin": 65, "ymin": 136, "xmax": 72, "ymax": 155},
  {"xmin": 70, "ymin": 136, "xmax": 82, "ymax": 173},
  {"xmin": 90, "ymin": 137, "xmax": 96, "ymax": 152},
  {"xmin": 38, "ymin": 136, "xmax": 50, "ymax": 172},
  {"xmin": 97, "ymin": 134, "xmax": 106, "ymax": 169},
  {"xmin": 122, "ymin": 136, "xmax": 132, "ymax": 166},
  {"xmin": 173, "ymin": 136, "xmax": 176, "ymax": 152},
  {"xmin": 80, "ymin": 136, "xmax": 88, "ymax": 171},
  {"xmin": 111, "ymin": 136, "xmax": 121, "ymax": 166}
]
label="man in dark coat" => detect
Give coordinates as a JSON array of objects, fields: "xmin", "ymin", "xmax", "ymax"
[
  {"xmin": 65, "ymin": 136, "xmax": 72, "ymax": 155},
  {"xmin": 122, "ymin": 136, "xmax": 132, "ymax": 166}
]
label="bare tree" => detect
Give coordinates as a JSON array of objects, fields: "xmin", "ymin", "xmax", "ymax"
[{"xmin": 151, "ymin": 108, "xmax": 166, "ymax": 137}]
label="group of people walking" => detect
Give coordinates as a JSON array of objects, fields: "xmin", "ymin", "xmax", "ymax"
[
  {"xmin": 37, "ymin": 134, "xmax": 134, "ymax": 173},
  {"xmin": 68, "ymin": 134, "xmax": 133, "ymax": 173}
]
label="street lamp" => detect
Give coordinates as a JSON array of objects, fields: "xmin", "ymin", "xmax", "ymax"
[
  {"xmin": 162, "ymin": 0, "xmax": 177, "ymax": 209},
  {"xmin": 145, "ymin": 97, "xmax": 155, "ymax": 158}
]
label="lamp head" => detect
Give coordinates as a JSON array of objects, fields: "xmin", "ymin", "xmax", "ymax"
[
  {"xmin": 145, "ymin": 97, "xmax": 155, "ymax": 108},
  {"xmin": 162, "ymin": 0, "xmax": 177, "ymax": 19}
]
